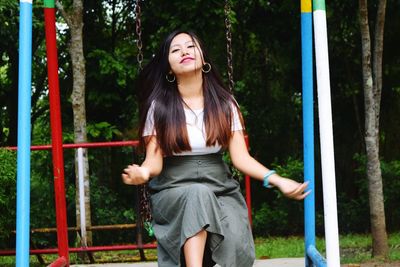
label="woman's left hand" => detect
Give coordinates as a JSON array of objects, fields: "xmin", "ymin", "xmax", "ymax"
[
  {"xmin": 121, "ymin": 164, "xmax": 150, "ymax": 185},
  {"xmin": 271, "ymin": 176, "xmax": 311, "ymax": 200}
]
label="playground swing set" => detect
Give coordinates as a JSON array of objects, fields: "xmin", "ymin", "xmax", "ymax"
[{"xmin": 3, "ymin": 0, "xmax": 341, "ymax": 266}]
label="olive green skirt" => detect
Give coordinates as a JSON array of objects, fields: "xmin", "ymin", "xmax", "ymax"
[{"xmin": 149, "ymin": 153, "xmax": 255, "ymax": 267}]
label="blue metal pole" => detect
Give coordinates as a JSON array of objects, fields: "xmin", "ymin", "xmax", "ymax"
[
  {"xmin": 16, "ymin": 1, "xmax": 33, "ymax": 266},
  {"xmin": 307, "ymin": 245, "xmax": 327, "ymax": 267},
  {"xmin": 301, "ymin": 1, "xmax": 316, "ymax": 266}
]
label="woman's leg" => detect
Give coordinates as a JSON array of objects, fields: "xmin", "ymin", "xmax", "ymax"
[{"xmin": 183, "ymin": 229, "xmax": 207, "ymax": 267}]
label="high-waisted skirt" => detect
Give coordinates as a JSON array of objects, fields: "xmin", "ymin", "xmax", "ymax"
[{"xmin": 149, "ymin": 153, "xmax": 255, "ymax": 267}]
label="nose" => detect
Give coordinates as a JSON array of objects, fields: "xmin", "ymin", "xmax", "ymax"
[{"xmin": 181, "ymin": 49, "xmax": 189, "ymax": 56}]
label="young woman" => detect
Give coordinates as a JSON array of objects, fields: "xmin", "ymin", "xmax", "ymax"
[{"xmin": 122, "ymin": 30, "xmax": 310, "ymax": 267}]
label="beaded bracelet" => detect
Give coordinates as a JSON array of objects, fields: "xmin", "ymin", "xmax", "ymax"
[{"xmin": 263, "ymin": 170, "xmax": 276, "ymax": 188}]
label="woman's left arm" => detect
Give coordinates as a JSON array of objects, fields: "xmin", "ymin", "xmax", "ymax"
[{"xmin": 228, "ymin": 130, "xmax": 310, "ymax": 200}]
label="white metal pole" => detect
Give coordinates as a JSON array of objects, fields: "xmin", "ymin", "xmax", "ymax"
[
  {"xmin": 77, "ymin": 147, "xmax": 87, "ymax": 247},
  {"xmin": 313, "ymin": 1, "xmax": 341, "ymax": 266}
]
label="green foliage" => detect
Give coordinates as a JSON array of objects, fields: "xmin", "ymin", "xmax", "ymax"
[
  {"xmin": 0, "ymin": 149, "xmax": 16, "ymax": 247},
  {"xmin": 337, "ymin": 153, "xmax": 400, "ymax": 233},
  {"xmin": 253, "ymin": 202, "xmax": 290, "ymax": 236},
  {"xmin": 222, "ymin": 151, "xmax": 244, "ymax": 183},
  {"xmin": 380, "ymin": 160, "xmax": 400, "ymax": 231},
  {"xmin": 87, "ymin": 121, "xmax": 122, "ymax": 141},
  {"xmin": 271, "ymin": 157, "xmax": 304, "ymax": 181},
  {"xmin": 30, "ymin": 165, "xmax": 57, "ymax": 247},
  {"xmin": 88, "ymin": 48, "xmax": 138, "ymax": 88},
  {"xmin": 252, "ymin": 158, "xmax": 305, "ymax": 236},
  {"xmin": 0, "ymin": 0, "xmax": 17, "ymax": 11},
  {"xmin": 89, "ymin": 175, "xmax": 138, "ymax": 245}
]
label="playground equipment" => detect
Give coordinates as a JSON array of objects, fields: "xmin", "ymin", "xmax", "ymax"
[
  {"xmin": 9, "ymin": 0, "xmax": 340, "ymax": 266},
  {"xmin": 15, "ymin": 1, "xmax": 33, "ymax": 267},
  {"xmin": 302, "ymin": 1, "xmax": 340, "ymax": 266}
]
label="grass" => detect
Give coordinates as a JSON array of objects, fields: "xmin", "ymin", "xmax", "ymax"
[
  {"xmin": 339, "ymin": 233, "xmax": 400, "ymax": 263},
  {"xmin": 1, "ymin": 233, "xmax": 399, "ymax": 265},
  {"xmin": 255, "ymin": 232, "xmax": 400, "ymax": 264}
]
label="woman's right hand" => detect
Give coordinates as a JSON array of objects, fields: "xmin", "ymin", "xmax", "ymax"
[
  {"xmin": 121, "ymin": 164, "xmax": 150, "ymax": 185},
  {"xmin": 270, "ymin": 175, "xmax": 310, "ymax": 200}
]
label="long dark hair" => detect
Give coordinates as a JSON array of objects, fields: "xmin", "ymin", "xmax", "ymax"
[{"xmin": 138, "ymin": 30, "xmax": 243, "ymax": 156}]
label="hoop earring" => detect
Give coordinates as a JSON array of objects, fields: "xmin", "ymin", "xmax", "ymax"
[
  {"xmin": 165, "ymin": 73, "xmax": 176, "ymax": 83},
  {"xmin": 202, "ymin": 63, "xmax": 212, "ymax": 73}
]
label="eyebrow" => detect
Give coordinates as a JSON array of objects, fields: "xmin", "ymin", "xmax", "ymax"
[{"xmin": 170, "ymin": 41, "xmax": 195, "ymax": 48}]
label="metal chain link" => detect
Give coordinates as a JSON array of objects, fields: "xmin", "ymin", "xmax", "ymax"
[
  {"xmin": 224, "ymin": 0, "xmax": 234, "ymax": 92},
  {"xmin": 139, "ymin": 183, "xmax": 152, "ymax": 223},
  {"xmin": 134, "ymin": 0, "xmax": 151, "ymax": 228},
  {"xmin": 135, "ymin": 0, "xmax": 144, "ymax": 70}
]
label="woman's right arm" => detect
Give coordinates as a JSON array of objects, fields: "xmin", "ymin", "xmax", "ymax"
[{"xmin": 122, "ymin": 136, "xmax": 163, "ymax": 185}]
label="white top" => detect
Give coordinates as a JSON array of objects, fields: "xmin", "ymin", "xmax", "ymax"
[{"xmin": 143, "ymin": 102, "xmax": 243, "ymax": 155}]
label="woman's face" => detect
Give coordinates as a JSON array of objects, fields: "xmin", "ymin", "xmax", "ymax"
[{"xmin": 168, "ymin": 33, "xmax": 204, "ymax": 77}]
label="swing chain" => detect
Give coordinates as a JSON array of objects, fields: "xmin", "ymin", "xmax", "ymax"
[
  {"xmin": 224, "ymin": 0, "xmax": 234, "ymax": 92},
  {"xmin": 139, "ymin": 183, "xmax": 153, "ymax": 230},
  {"xmin": 134, "ymin": 0, "xmax": 153, "ymax": 236},
  {"xmin": 135, "ymin": 0, "xmax": 144, "ymax": 70}
]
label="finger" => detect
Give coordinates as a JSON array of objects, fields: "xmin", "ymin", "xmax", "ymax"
[
  {"xmin": 286, "ymin": 183, "xmax": 308, "ymax": 197},
  {"xmin": 303, "ymin": 190, "xmax": 312, "ymax": 198},
  {"xmin": 297, "ymin": 182, "xmax": 310, "ymax": 192},
  {"xmin": 126, "ymin": 164, "xmax": 139, "ymax": 172},
  {"xmin": 127, "ymin": 164, "xmax": 139, "ymax": 169},
  {"xmin": 286, "ymin": 183, "xmax": 310, "ymax": 198},
  {"xmin": 121, "ymin": 173, "xmax": 129, "ymax": 183},
  {"xmin": 294, "ymin": 189, "xmax": 312, "ymax": 200}
]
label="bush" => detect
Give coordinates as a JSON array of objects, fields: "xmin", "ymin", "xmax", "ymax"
[
  {"xmin": 252, "ymin": 157, "xmax": 305, "ymax": 236},
  {"xmin": 89, "ymin": 175, "xmax": 138, "ymax": 245},
  {"xmin": 381, "ymin": 160, "xmax": 400, "ymax": 231},
  {"xmin": 338, "ymin": 154, "xmax": 400, "ymax": 233},
  {"xmin": 0, "ymin": 148, "xmax": 17, "ymax": 248}
]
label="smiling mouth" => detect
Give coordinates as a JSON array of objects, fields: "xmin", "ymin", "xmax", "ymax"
[{"xmin": 180, "ymin": 57, "xmax": 195, "ymax": 63}]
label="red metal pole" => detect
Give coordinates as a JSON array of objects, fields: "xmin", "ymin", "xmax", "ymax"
[
  {"xmin": 244, "ymin": 135, "xmax": 252, "ymax": 226},
  {"xmin": 48, "ymin": 256, "xmax": 67, "ymax": 267},
  {"xmin": 44, "ymin": 7, "xmax": 69, "ymax": 265}
]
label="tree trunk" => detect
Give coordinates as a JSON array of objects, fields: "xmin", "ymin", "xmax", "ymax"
[
  {"xmin": 57, "ymin": 0, "xmax": 92, "ymax": 247},
  {"xmin": 358, "ymin": 0, "xmax": 388, "ymax": 258}
]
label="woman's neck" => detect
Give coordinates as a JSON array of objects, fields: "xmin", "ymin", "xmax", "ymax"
[{"xmin": 177, "ymin": 72, "xmax": 204, "ymax": 109}]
